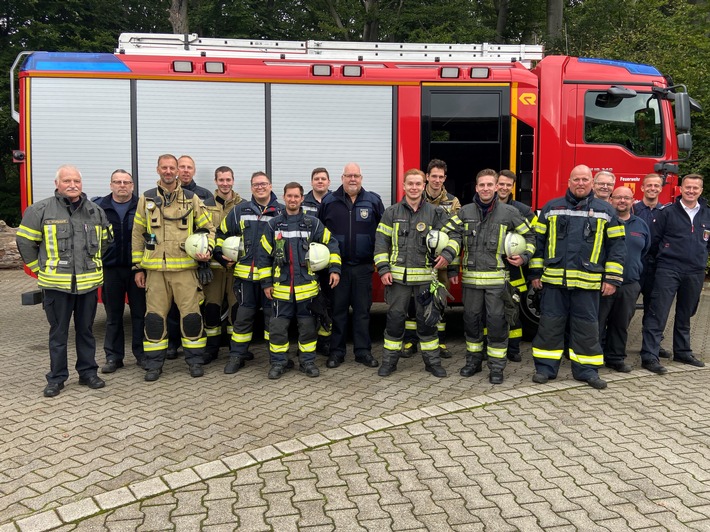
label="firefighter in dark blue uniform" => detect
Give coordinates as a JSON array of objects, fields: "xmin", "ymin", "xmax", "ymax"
[
  {"xmin": 95, "ymin": 170, "xmax": 146, "ymax": 373},
  {"xmin": 258, "ymin": 182, "xmax": 341, "ymax": 379},
  {"xmin": 319, "ymin": 162, "xmax": 385, "ymax": 368},
  {"xmin": 640, "ymin": 174, "xmax": 710, "ymax": 373},
  {"xmin": 496, "ymin": 169, "xmax": 536, "ymax": 361},
  {"xmin": 302, "ymin": 167, "xmax": 333, "ymax": 356},
  {"xmin": 529, "ymin": 165, "xmax": 626, "ymax": 390},
  {"xmin": 214, "ymin": 172, "xmax": 283, "ymax": 374}
]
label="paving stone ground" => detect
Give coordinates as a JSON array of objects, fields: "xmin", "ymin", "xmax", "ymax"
[{"xmin": 1, "ymin": 269, "xmax": 709, "ymax": 530}]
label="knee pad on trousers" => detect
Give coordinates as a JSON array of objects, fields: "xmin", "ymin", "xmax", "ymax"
[
  {"xmin": 145, "ymin": 312, "xmax": 166, "ymax": 342},
  {"xmin": 203, "ymin": 302, "xmax": 221, "ymax": 328},
  {"xmin": 182, "ymin": 312, "xmax": 203, "ymax": 338}
]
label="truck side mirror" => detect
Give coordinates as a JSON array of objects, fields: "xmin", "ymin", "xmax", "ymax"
[{"xmin": 675, "ymin": 92, "xmax": 691, "ymax": 133}]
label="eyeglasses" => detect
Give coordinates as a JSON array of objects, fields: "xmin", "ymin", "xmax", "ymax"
[
  {"xmin": 111, "ymin": 180, "xmax": 133, "ymax": 185},
  {"xmin": 596, "ymin": 183, "xmax": 614, "ymax": 188},
  {"xmin": 252, "ymin": 182, "xmax": 270, "ymax": 188},
  {"xmin": 342, "ymin": 173, "xmax": 362, "ymax": 179}
]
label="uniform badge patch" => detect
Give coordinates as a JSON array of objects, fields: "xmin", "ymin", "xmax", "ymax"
[
  {"xmin": 703, "ymin": 229, "xmax": 710, "ymax": 242},
  {"xmin": 360, "ymin": 208, "xmax": 369, "ymax": 219},
  {"xmin": 416, "ymin": 222, "xmax": 426, "ymax": 232}
]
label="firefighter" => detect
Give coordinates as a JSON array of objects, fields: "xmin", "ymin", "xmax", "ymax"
[
  {"xmin": 17, "ymin": 165, "xmax": 112, "ymax": 397},
  {"xmin": 132, "ymin": 154, "xmax": 215, "ymax": 381},
  {"xmin": 599, "ymin": 186, "xmax": 650, "ymax": 373},
  {"xmin": 592, "ymin": 170, "xmax": 616, "ymax": 203},
  {"xmin": 374, "ymin": 168, "xmax": 459, "ymax": 378},
  {"xmin": 445, "ymin": 169, "xmax": 535, "ymax": 384},
  {"xmin": 258, "ymin": 182, "xmax": 341, "ymax": 379},
  {"xmin": 95, "ymin": 169, "xmax": 146, "ymax": 373},
  {"xmin": 640, "ymin": 174, "xmax": 710, "ymax": 373},
  {"xmin": 166, "ymin": 155, "xmax": 215, "ymax": 358},
  {"xmin": 302, "ymin": 167, "xmax": 333, "ymax": 357},
  {"xmin": 319, "ymin": 162, "xmax": 385, "ymax": 369},
  {"xmin": 495, "ymin": 169, "xmax": 536, "ymax": 362},
  {"xmin": 402, "ymin": 159, "xmax": 461, "ymax": 359},
  {"xmin": 632, "ymin": 172, "xmax": 671, "ymax": 358},
  {"xmin": 530, "ymin": 164, "xmax": 626, "ymax": 390},
  {"xmin": 201, "ymin": 166, "xmax": 243, "ymax": 363},
  {"xmin": 302, "ymin": 167, "xmax": 331, "ymax": 216},
  {"xmin": 215, "ymin": 171, "xmax": 283, "ymax": 374}
]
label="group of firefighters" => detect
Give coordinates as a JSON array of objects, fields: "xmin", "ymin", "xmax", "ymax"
[{"xmin": 16, "ymin": 155, "xmax": 710, "ymax": 398}]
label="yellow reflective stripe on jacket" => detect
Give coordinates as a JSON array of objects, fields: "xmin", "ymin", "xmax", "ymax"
[
  {"xmin": 590, "ymin": 217, "xmax": 605, "ymax": 264},
  {"xmin": 461, "ymin": 270, "xmax": 508, "ymax": 286},
  {"xmin": 541, "ymin": 268, "xmax": 602, "ymax": 290},
  {"xmin": 545, "ymin": 216, "xmax": 557, "ymax": 259},
  {"xmin": 16, "ymin": 225, "xmax": 42, "ymax": 241},
  {"xmin": 389, "ymin": 265, "xmax": 431, "ymax": 283}
]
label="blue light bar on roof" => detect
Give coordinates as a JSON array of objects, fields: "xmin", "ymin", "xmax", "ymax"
[
  {"xmin": 21, "ymin": 52, "xmax": 131, "ymax": 73},
  {"xmin": 579, "ymin": 57, "xmax": 661, "ymax": 76}
]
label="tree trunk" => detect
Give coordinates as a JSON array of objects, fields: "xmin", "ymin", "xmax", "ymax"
[
  {"xmin": 324, "ymin": 0, "xmax": 348, "ymax": 40},
  {"xmin": 169, "ymin": 0, "xmax": 189, "ymax": 34},
  {"xmin": 494, "ymin": 0, "xmax": 509, "ymax": 43},
  {"xmin": 361, "ymin": 0, "xmax": 380, "ymax": 41},
  {"xmin": 547, "ymin": 0, "xmax": 564, "ymax": 42}
]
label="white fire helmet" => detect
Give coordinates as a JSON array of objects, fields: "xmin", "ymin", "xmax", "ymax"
[
  {"xmin": 426, "ymin": 230, "xmax": 450, "ymax": 256},
  {"xmin": 504, "ymin": 232, "xmax": 527, "ymax": 257},
  {"xmin": 220, "ymin": 236, "xmax": 244, "ymax": 262},
  {"xmin": 184, "ymin": 233, "xmax": 210, "ymax": 259},
  {"xmin": 306, "ymin": 242, "xmax": 330, "ymax": 272}
]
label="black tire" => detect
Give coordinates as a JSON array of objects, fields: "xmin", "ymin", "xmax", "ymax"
[{"xmin": 520, "ymin": 286, "xmax": 541, "ymax": 341}]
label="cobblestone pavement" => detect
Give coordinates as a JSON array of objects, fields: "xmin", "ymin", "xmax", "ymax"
[{"xmin": 1, "ymin": 269, "xmax": 709, "ymax": 530}]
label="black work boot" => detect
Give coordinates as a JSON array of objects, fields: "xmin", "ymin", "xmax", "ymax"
[
  {"xmin": 378, "ymin": 352, "xmax": 399, "ymax": 377},
  {"xmin": 460, "ymin": 352, "xmax": 483, "ymax": 377},
  {"xmin": 422, "ymin": 350, "xmax": 447, "ymax": 378}
]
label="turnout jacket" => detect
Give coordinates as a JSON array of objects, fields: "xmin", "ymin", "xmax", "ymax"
[
  {"xmin": 17, "ymin": 191, "xmax": 111, "ymax": 294},
  {"xmin": 445, "ymin": 195, "xmax": 535, "ymax": 287},
  {"xmin": 258, "ymin": 210, "xmax": 341, "ymax": 302},
  {"xmin": 204, "ymin": 191, "xmax": 242, "ymax": 269},
  {"xmin": 94, "ymin": 194, "xmax": 139, "ymax": 268},
  {"xmin": 302, "ymin": 190, "xmax": 330, "ymax": 217},
  {"xmin": 319, "ymin": 185, "xmax": 385, "ymax": 265},
  {"xmin": 374, "ymin": 198, "xmax": 459, "ymax": 285},
  {"xmin": 215, "ymin": 193, "xmax": 283, "ymax": 281},
  {"xmin": 651, "ymin": 196, "xmax": 710, "ymax": 274},
  {"xmin": 530, "ymin": 189, "xmax": 626, "ymax": 289},
  {"xmin": 132, "ymin": 181, "xmax": 215, "ymax": 271},
  {"xmin": 501, "ymin": 196, "xmax": 536, "ymax": 293}
]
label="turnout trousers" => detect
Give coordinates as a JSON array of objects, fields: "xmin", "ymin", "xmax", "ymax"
[
  {"xmin": 102, "ymin": 266, "xmax": 146, "ymax": 365},
  {"xmin": 640, "ymin": 267, "xmax": 704, "ymax": 364},
  {"xmin": 143, "ymin": 270, "xmax": 205, "ymax": 370},
  {"xmin": 269, "ymin": 297, "xmax": 317, "ymax": 365},
  {"xmin": 463, "ymin": 285, "xmax": 508, "ymax": 372},
  {"xmin": 43, "ymin": 288, "xmax": 100, "ymax": 384},
  {"xmin": 202, "ymin": 266, "xmax": 237, "ymax": 358},
  {"xmin": 532, "ymin": 285, "xmax": 603, "ymax": 381},
  {"xmin": 228, "ymin": 278, "xmax": 272, "ymax": 360},
  {"xmin": 383, "ymin": 283, "xmax": 440, "ymax": 367},
  {"xmin": 330, "ymin": 263, "xmax": 374, "ymax": 359},
  {"xmin": 598, "ymin": 281, "xmax": 641, "ymax": 365}
]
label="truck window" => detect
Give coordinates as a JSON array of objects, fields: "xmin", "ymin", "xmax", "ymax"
[{"xmin": 584, "ymin": 91, "xmax": 663, "ymax": 157}]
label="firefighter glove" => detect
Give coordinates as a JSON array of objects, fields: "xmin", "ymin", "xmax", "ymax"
[{"xmin": 197, "ymin": 261, "xmax": 213, "ymax": 285}]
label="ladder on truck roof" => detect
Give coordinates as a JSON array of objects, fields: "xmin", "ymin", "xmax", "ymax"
[{"xmin": 117, "ymin": 33, "xmax": 544, "ymax": 67}]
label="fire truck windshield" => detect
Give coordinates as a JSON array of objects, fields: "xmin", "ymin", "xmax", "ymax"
[{"xmin": 584, "ymin": 91, "xmax": 663, "ymax": 157}]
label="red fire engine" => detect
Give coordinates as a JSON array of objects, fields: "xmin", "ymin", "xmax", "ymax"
[{"xmin": 11, "ymin": 33, "xmax": 694, "ymax": 327}]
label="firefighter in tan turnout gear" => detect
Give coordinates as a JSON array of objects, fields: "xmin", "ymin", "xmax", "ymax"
[
  {"xmin": 201, "ymin": 166, "xmax": 243, "ymax": 363},
  {"xmin": 133, "ymin": 154, "xmax": 215, "ymax": 381}
]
